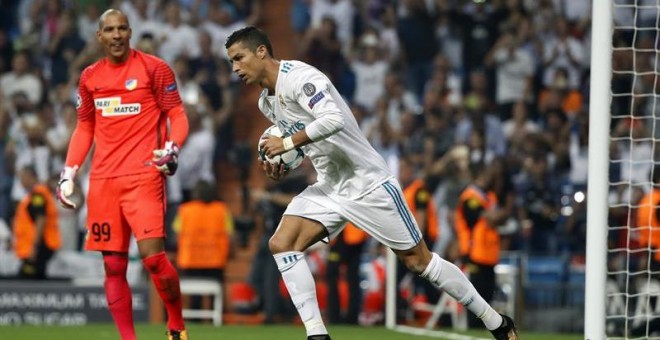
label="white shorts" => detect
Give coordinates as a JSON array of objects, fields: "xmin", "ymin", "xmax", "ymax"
[{"xmin": 283, "ymin": 179, "xmax": 423, "ymax": 250}]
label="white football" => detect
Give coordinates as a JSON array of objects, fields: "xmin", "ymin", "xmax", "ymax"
[{"xmin": 258, "ymin": 125, "xmax": 305, "ymax": 171}]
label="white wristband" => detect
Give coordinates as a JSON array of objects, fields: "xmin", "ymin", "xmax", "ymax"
[{"xmin": 283, "ymin": 136, "xmax": 295, "ymax": 151}]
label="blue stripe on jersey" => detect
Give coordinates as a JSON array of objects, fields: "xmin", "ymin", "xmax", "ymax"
[{"xmin": 382, "ymin": 182, "xmax": 421, "ymax": 244}]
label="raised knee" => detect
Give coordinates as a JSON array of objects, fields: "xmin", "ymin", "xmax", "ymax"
[{"xmin": 268, "ymin": 235, "xmax": 294, "ymax": 254}]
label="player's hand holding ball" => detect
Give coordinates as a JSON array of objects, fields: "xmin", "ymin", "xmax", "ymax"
[
  {"xmin": 258, "ymin": 125, "xmax": 304, "ymax": 180},
  {"xmin": 56, "ymin": 165, "xmax": 79, "ymax": 209},
  {"xmin": 152, "ymin": 141, "xmax": 179, "ymax": 175}
]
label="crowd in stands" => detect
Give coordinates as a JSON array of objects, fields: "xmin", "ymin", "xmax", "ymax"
[{"xmin": 0, "ymin": 0, "xmax": 656, "ymax": 330}]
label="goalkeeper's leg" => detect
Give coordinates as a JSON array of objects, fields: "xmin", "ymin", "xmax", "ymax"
[
  {"xmin": 139, "ymin": 238, "xmax": 186, "ymax": 333},
  {"xmin": 270, "ymin": 216, "xmax": 331, "ymax": 339},
  {"xmin": 103, "ymin": 252, "xmax": 137, "ymax": 340}
]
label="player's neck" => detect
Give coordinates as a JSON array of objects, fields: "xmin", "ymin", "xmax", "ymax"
[
  {"xmin": 107, "ymin": 50, "xmax": 132, "ymax": 65},
  {"xmin": 260, "ymin": 59, "xmax": 281, "ymax": 94}
]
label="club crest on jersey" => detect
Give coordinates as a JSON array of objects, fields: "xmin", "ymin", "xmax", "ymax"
[
  {"xmin": 125, "ymin": 78, "xmax": 138, "ymax": 91},
  {"xmin": 303, "ymin": 83, "xmax": 316, "ymax": 97},
  {"xmin": 76, "ymin": 93, "xmax": 82, "ymax": 109},
  {"xmin": 279, "ymin": 94, "xmax": 286, "ymax": 108}
]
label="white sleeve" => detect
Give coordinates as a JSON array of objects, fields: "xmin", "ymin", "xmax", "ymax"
[{"xmin": 290, "ymin": 68, "xmax": 345, "ymax": 141}]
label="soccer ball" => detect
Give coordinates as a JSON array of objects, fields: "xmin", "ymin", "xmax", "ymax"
[{"xmin": 258, "ymin": 125, "xmax": 305, "ymax": 171}]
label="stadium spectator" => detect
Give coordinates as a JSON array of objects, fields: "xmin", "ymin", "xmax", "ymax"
[
  {"xmin": 299, "ymin": 16, "xmax": 345, "ymax": 85},
  {"xmin": 514, "ymin": 152, "xmax": 561, "ymax": 255},
  {"xmin": 0, "ymin": 51, "xmax": 43, "ymax": 105},
  {"xmin": 484, "ymin": 27, "xmax": 534, "ymax": 121},
  {"xmin": 47, "ymin": 10, "xmax": 86, "ymax": 86},
  {"xmin": 542, "ymin": 17, "xmax": 584, "ymax": 90},
  {"xmin": 395, "ymin": 0, "xmax": 437, "ymax": 100},
  {"xmin": 158, "ymin": 1, "xmax": 200, "ymax": 64},
  {"xmin": 348, "ymin": 29, "xmax": 390, "ymax": 112},
  {"xmin": 309, "ymin": 0, "xmax": 354, "ymax": 53},
  {"xmin": 174, "ymin": 104, "xmax": 215, "ymax": 202}
]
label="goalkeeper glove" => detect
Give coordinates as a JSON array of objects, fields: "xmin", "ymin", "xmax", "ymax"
[
  {"xmin": 152, "ymin": 141, "xmax": 179, "ymax": 175},
  {"xmin": 56, "ymin": 166, "xmax": 78, "ymax": 209}
]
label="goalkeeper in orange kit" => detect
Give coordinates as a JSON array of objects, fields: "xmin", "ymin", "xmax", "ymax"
[{"xmin": 56, "ymin": 9, "xmax": 189, "ymax": 340}]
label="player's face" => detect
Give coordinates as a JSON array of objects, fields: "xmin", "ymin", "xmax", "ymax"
[
  {"xmin": 97, "ymin": 13, "xmax": 132, "ymax": 63},
  {"xmin": 227, "ymin": 42, "xmax": 266, "ymax": 86}
]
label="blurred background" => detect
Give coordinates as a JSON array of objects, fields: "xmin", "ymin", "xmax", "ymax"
[{"xmin": 0, "ymin": 0, "xmax": 649, "ymax": 336}]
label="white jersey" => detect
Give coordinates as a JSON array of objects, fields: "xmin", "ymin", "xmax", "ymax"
[{"xmin": 258, "ymin": 60, "xmax": 393, "ymax": 199}]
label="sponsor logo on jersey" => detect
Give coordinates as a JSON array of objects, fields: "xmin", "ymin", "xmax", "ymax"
[
  {"xmin": 302, "ymin": 83, "xmax": 316, "ymax": 97},
  {"xmin": 94, "ymin": 97, "xmax": 142, "ymax": 117},
  {"xmin": 308, "ymin": 92, "xmax": 325, "ymax": 109},
  {"xmin": 165, "ymin": 83, "xmax": 177, "ymax": 92},
  {"xmin": 125, "ymin": 78, "xmax": 138, "ymax": 91}
]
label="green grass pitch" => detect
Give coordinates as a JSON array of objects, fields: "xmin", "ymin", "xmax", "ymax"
[{"xmin": 1, "ymin": 324, "xmax": 582, "ymax": 339}]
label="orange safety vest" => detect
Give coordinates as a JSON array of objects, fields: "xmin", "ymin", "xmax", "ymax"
[
  {"xmin": 176, "ymin": 201, "xmax": 232, "ymax": 269},
  {"xmin": 13, "ymin": 184, "xmax": 61, "ymax": 259},
  {"xmin": 455, "ymin": 185, "xmax": 500, "ymax": 266},
  {"xmin": 403, "ymin": 179, "xmax": 439, "ymax": 243},
  {"xmin": 343, "ymin": 222, "xmax": 368, "ymax": 245},
  {"xmin": 636, "ymin": 189, "xmax": 660, "ymax": 261}
]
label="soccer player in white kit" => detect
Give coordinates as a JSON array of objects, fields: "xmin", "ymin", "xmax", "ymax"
[{"xmin": 226, "ymin": 26, "xmax": 519, "ymax": 340}]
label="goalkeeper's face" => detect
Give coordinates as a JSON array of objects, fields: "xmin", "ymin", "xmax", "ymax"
[
  {"xmin": 97, "ymin": 12, "xmax": 132, "ymax": 64},
  {"xmin": 227, "ymin": 42, "xmax": 267, "ymax": 86}
]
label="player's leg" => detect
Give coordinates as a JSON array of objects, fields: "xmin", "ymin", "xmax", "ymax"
[
  {"xmin": 86, "ymin": 177, "xmax": 136, "ymax": 340},
  {"xmin": 102, "ymin": 251, "xmax": 136, "ymax": 340},
  {"xmin": 393, "ymin": 242, "xmax": 502, "ymax": 326},
  {"xmin": 122, "ymin": 173, "xmax": 185, "ymax": 337},
  {"xmin": 269, "ymin": 214, "xmax": 333, "ymax": 339},
  {"xmin": 340, "ymin": 180, "xmax": 517, "ymax": 339}
]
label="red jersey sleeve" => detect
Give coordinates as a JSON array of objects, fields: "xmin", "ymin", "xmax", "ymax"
[
  {"xmin": 149, "ymin": 59, "xmax": 183, "ymax": 112},
  {"xmin": 149, "ymin": 59, "xmax": 188, "ymax": 146},
  {"xmin": 65, "ymin": 67, "xmax": 96, "ymax": 168}
]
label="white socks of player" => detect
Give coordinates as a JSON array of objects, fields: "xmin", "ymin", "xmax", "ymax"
[
  {"xmin": 420, "ymin": 253, "xmax": 503, "ymax": 331},
  {"xmin": 274, "ymin": 251, "xmax": 328, "ymax": 337}
]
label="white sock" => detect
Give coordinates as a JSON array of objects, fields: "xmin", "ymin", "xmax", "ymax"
[
  {"xmin": 420, "ymin": 252, "xmax": 503, "ymax": 330},
  {"xmin": 274, "ymin": 251, "xmax": 328, "ymax": 336}
]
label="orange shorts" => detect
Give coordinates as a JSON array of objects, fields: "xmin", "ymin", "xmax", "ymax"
[{"xmin": 85, "ymin": 171, "xmax": 166, "ymax": 252}]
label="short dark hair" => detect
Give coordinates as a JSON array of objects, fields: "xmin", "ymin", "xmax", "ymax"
[{"xmin": 225, "ymin": 26, "xmax": 274, "ymax": 58}]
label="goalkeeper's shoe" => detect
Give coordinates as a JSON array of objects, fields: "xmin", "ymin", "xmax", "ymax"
[
  {"xmin": 490, "ymin": 314, "xmax": 518, "ymax": 340},
  {"xmin": 167, "ymin": 329, "xmax": 188, "ymax": 340},
  {"xmin": 307, "ymin": 335, "xmax": 331, "ymax": 340}
]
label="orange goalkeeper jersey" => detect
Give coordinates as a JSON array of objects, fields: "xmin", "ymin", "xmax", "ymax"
[{"xmin": 73, "ymin": 49, "xmax": 183, "ymax": 179}]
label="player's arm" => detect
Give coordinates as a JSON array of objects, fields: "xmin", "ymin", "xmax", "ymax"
[
  {"xmin": 57, "ymin": 69, "xmax": 95, "ymax": 209},
  {"xmin": 151, "ymin": 59, "xmax": 189, "ymax": 175},
  {"xmin": 261, "ymin": 70, "xmax": 344, "ymax": 157}
]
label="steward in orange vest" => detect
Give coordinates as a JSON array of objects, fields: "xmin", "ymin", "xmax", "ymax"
[
  {"xmin": 13, "ymin": 166, "xmax": 61, "ymax": 279},
  {"xmin": 636, "ymin": 184, "xmax": 660, "ymax": 270},
  {"xmin": 175, "ymin": 181, "xmax": 233, "ymax": 280},
  {"xmin": 403, "ymin": 179, "xmax": 439, "ymax": 246},
  {"xmin": 455, "ymin": 164, "xmax": 506, "ymax": 328}
]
